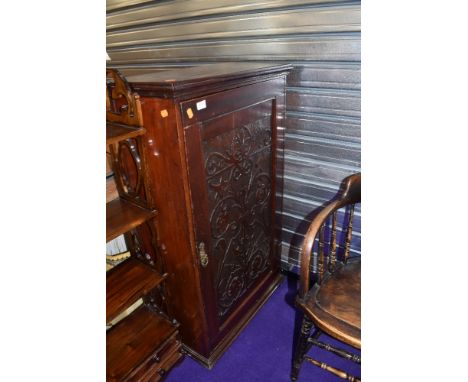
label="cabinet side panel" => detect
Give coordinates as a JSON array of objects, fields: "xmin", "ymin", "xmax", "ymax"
[{"xmin": 140, "ymin": 97, "xmax": 209, "ymax": 354}]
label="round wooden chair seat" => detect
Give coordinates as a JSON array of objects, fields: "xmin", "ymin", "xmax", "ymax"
[{"xmin": 298, "ymin": 259, "xmax": 361, "ymax": 349}]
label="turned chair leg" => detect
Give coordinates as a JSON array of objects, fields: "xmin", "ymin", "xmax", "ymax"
[{"xmin": 291, "ymin": 315, "xmax": 313, "ymax": 381}]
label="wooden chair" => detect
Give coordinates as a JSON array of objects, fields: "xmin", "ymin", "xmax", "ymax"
[{"xmin": 291, "ymin": 173, "xmax": 361, "ymax": 381}]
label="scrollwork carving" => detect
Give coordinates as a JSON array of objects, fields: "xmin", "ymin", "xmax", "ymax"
[
  {"xmin": 202, "ymin": 116, "xmax": 273, "ymax": 318},
  {"xmin": 107, "ymin": 69, "xmax": 150, "ymax": 207}
]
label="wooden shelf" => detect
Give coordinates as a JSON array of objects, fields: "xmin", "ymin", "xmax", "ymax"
[
  {"xmin": 107, "ymin": 257, "xmax": 165, "ymax": 323},
  {"xmin": 107, "ymin": 122, "xmax": 145, "ymax": 145},
  {"xmin": 107, "ymin": 306, "xmax": 178, "ymax": 382},
  {"xmin": 106, "ymin": 198, "xmax": 156, "ymax": 243}
]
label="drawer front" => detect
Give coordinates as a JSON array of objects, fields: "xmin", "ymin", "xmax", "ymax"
[
  {"xmin": 152, "ymin": 347, "xmax": 183, "ymax": 382},
  {"xmin": 125, "ymin": 333, "xmax": 181, "ymax": 382}
]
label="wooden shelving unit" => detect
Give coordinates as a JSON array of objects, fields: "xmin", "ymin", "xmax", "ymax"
[{"xmin": 106, "ymin": 69, "xmax": 182, "ymax": 381}]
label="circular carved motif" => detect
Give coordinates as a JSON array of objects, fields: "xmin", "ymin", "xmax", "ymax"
[
  {"xmin": 211, "ymin": 197, "xmax": 242, "ymax": 239},
  {"xmin": 117, "ymin": 139, "xmax": 142, "ymax": 196},
  {"xmin": 248, "ymin": 251, "xmax": 266, "ymax": 278}
]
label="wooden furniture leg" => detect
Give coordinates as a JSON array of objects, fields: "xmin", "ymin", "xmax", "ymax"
[{"xmin": 291, "ymin": 315, "xmax": 313, "ymax": 381}]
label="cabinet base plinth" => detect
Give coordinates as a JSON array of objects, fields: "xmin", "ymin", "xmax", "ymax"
[{"xmin": 182, "ymin": 273, "xmax": 283, "ymax": 369}]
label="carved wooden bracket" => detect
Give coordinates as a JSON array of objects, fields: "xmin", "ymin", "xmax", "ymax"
[{"xmin": 106, "ymin": 69, "xmax": 143, "ymax": 127}]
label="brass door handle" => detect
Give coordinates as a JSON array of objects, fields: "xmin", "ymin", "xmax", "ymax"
[{"xmin": 198, "ymin": 242, "xmax": 209, "ymax": 268}]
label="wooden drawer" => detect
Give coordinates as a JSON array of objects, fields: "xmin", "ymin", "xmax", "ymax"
[
  {"xmin": 152, "ymin": 348, "xmax": 183, "ymax": 382},
  {"xmin": 125, "ymin": 332, "xmax": 182, "ymax": 381}
]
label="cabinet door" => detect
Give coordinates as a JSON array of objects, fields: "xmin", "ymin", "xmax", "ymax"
[{"xmin": 183, "ymin": 81, "xmax": 283, "ymax": 344}]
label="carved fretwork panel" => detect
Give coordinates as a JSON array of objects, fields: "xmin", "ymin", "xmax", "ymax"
[
  {"xmin": 144, "ymin": 284, "xmax": 169, "ymax": 318},
  {"xmin": 109, "ymin": 137, "xmax": 149, "ymax": 207},
  {"xmin": 124, "ymin": 220, "xmax": 166, "ymax": 275},
  {"xmin": 106, "ymin": 69, "xmax": 143, "ymax": 127},
  {"xmin": 201, "ymin": 115, "xmax": 273, "ymax": 319}
]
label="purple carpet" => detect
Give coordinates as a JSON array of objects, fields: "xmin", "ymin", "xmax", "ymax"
[{"xmin": 166, "ymin": 275, "xmax": 361, "ymax": 381}]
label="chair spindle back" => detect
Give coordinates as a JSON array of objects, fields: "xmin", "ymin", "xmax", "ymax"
[{"xmin": 298, "ymin": 173, "xmax": 361, "ymax": 298}]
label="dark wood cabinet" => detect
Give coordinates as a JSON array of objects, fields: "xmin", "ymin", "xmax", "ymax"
[{"xmin": 124, "ymin": 63, "xmax": 291, "ymax": 368}]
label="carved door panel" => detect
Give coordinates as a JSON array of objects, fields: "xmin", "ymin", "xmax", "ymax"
[{"xmin": 184, "ymin": 95, "xmax": 278, "ymax": 343}]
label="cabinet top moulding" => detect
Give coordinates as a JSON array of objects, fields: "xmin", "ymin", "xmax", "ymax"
[
  {"xmin": 106, "ymin": 122, "xmax": 146, "ymax": 145},
  {"xmin": 122, "ymin": 62, "xmax": 293, "ymax": 99}
]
